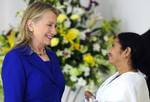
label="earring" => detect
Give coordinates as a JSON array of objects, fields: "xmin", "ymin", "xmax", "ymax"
[
  {"xmin": 29, "ymin": 28, "xmax": 33, "ymax": 32},
  {"xmin": 27, "ymin": 26, "xmax": 33, "ymax": 33}
]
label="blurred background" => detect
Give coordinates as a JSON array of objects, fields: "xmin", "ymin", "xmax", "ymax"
[{"xmin": 0, "ymin": 0, "xmax": 150, "ymax": 102}]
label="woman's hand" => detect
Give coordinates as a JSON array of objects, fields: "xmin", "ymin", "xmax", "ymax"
[{"xmin": 84, "ymin": 91, "xmax": 95, "ymax": 101}]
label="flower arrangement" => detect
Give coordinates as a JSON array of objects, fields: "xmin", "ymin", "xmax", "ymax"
[
  {"xmin": 25, "ymin": 0, "xmax": 120, "ymax": 90},
  {"xmin": 0, "ymin": 0, "xmax": 120, "ymax": 94}
]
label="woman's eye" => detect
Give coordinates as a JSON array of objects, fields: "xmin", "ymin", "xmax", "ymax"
[
  {"xmin": 48, "ymin": 24, "xmax": 52, "ymax": 27},
  {"xmin": 55, "ymin": 25, "xmax": 57, "ymax": 28},
  {"xmin": 112, "ymin": 44, "xmax": 115, "ymax": 47},
  {"xmin": 47, "ymin": 24, "xmax": 57, "ymax": 28}
]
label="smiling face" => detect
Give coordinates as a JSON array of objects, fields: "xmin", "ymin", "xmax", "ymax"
[
  {"xmin": 108, "ymin": 38, "xmax": 125, "ymax": 66},
  {"xmin": 28, "ymin": 10, "xmax": 57, "ymax": 46}
]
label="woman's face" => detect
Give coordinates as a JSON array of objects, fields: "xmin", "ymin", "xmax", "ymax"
[
  {"xmin": 108, "ymin": 38, "xmax": 124, "ymax": 66},
  {"xmin": 30, "ymin": 10, "xmax": 57, "ymax": 46}
]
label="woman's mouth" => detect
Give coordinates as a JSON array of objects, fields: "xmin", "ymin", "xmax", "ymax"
[
  {"xmin": 46, "ymin": 34, "xmax": 52, "ymax": 39},
  {"xmin": 108, "ymin": 53, "xmax": 112, "ymax": 58}
]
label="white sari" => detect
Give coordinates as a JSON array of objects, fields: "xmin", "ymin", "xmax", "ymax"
[{"xmin": 95, "ymin": 71, "xmax": 150, "ymax": 102}]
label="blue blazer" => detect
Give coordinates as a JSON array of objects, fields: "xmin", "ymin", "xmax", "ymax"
[{"xmin": 1, "ymin": 45, "xmax": 65, "ymax": 102}]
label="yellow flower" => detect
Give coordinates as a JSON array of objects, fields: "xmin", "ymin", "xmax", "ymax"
[
  {"xmin": 64, "ymin": 28, "xmax": 80, "ymax": 43},
  {"xmin": 83, "ymin": 53, "xmax": 95, "ymax": 66},
  {"xmin": 70, "ymin": 14, "xmax": 80, "ymax": 21},
  {"xmin": 71, "ymin": 43, "xmax": 80, "ymax": 51},
  {"xmin": 57, "ymin": 27, "xmax": 66, "ymax": 36},
  {"xmin": 50, "ymin": 37, "xmax": 59, "ymax": 47},
  {"xmin": 7, "ymin": 31, "xmax": 15, "ymax": 48},
  {"xmin": 57, "ymin": 14, "xmax": 67, "ymax": 23},
  {"xmin": 2, "ymin": 47, "xmax": 10, "ymax": 54}
]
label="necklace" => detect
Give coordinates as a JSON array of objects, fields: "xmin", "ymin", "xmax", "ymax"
[
  {"xmin": 29, "ymin": 45, "xmax": 46, "ymax": 56},
  {"xmin": 35, "ymin": 49, "xmax": 46, "ymax": 56},
  {"xmin": 30, "ymin": 45, "xmax": 51, "ymax": 61}
]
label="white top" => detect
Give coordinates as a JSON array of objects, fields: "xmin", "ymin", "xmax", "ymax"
[{"xmin": 95, "ymin": 71, "xmax": 150, "ymax": 102}]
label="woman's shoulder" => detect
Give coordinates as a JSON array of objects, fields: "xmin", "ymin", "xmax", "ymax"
[
  {"xmin": 119, "ymin": 71, "xmax": 146, "ymax": 87},
  {"xmin": 5, "ymin": 45, "xmax": 28, "ymax": 58},
  {"xmin": 3, "ymin": 47, "xmax": 25, "ymax": 63},
  {"xmin": 6, "ymin": 47, "xmax": 20, "ymax": 57},
  {"xmin": 121, "ymin": 71, "xmax": 145, "ymax": 80}
]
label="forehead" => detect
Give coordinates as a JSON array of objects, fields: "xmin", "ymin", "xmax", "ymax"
[
  {"xmin": 114, "ymin": 37, "xmax": 123, "ymax": 47},
  {"xmin": 40, "ymin": 10, "xmax": 57, "ymax": 22},
  {"xmin": 114, "ymin": 37, "xmax": 120, "ymax": 44}
]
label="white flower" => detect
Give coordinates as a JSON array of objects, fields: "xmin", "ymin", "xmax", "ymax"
[
  {"xmin": 80, "ymin": 31, "xmax": 86, "ymax": 40},
  {"xmin": 79, "ymin": 0, "xmax": 90, "ymax": 8},
  {"xmin": 62, "ymin": 49, "xmax": 72, "ymax": 58},
  {"xmin": 86, "ymin": 16, "xmax": 102, "ymax": 28},
  {"xmin": 77, "ymin": 77, "xmax": 87, "ymax": 86},
  {"xmin": 64, "ymin": 19, "xmax": 71, "ymax": 28},
  {"xmin": 80, "ymin": 65, "xmax": 90, "ymax": 77},
  {"xmin": 73, "ymin": 7, "xmax": 85, "ymax": 15},
  {"xmin": 70, "ymin": 76, "xmax": 78, "ymax": 82},
  {"xmin": 85, "ymin": 80, "xmax": 97, "ymax": 93},
  {"xmin": 56, "ymin": 50, "xmax": 63, "ymax": 56},
  {"xmin": 101, "ymin": 49, "xmax": 108, "ymax": 56},
  {"xmin": 84, "ymin": 71, "xmax": 90, "ymax": 77},
  {"xmin": 104, "ymin": 35, "xmax": 108, "ymax": 41},
  {"xmin": 63, "ymin": 64, "xmax": 73, "ymax": 73},
  {"xmin": 80, "ymin": 45, "xmax": 88, "ymax": 53},
  {"xmin": 0, "ymin": 43, "xmax": 2, "ymax": 48},
  {"xmin": 70, "ymin": 68, "xmax": 82, "ymax": 76},
  {"xmin": 93, "ymin": 43, "xmax": 100, "ymax": 51},
  {"xmin": 66, "ymin": 5, "xmax": 72, "ymax": 14},
  {"xmin": 79, "ymin": 29, "xmax": 91, "ymax": 40},
  {"xmin": 91, "ymin": 36, "xmax": 97, "ymax": 42}
]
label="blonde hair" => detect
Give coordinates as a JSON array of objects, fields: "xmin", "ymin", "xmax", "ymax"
[{"xmin": 15, "ymin": 2, "xmax": 59, "ymax": 48}]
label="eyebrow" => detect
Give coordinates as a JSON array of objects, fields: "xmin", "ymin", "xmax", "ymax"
[{"xmin": 48, "ymin": 21, "xmax": 56, "ymax": 24}]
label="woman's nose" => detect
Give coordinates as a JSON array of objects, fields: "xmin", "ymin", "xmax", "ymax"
[
  {"xmin": 108, "ymin": 48, "xmax": 112, "ymax": 53},
  {"xmin": 108, "ymin": 47, "xmax": 114, "ymax": 55},
  {"xmin": 51, "ymin": 26, "xmax": 57, "ymax": 36}
]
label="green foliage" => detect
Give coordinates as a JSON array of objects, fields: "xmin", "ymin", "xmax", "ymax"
[
  {"xmin": 25, "ymin": 0, "xmax": 120, "ymax": 90},
  {"xmin": 0, "ymin": 1, "xmax": 120, "ymax": 97}
]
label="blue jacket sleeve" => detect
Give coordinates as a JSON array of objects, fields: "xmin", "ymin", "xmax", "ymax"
[{"xmin": 1, "ymin": 50, "xmax": 26, "ymax": 102}]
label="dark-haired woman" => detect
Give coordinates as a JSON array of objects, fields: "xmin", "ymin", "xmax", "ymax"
[{"xmin": 85, "ymin": 32, "xmax": 150, "ymax": 102}]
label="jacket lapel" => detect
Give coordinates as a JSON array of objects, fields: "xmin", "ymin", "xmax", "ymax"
[{"xmin": 19, "ymin": 45, "xmax": 56, "ymax": 84}]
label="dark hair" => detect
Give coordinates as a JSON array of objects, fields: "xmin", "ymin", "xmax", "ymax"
[
  {"xmin": 141, "ymin": 29, "xmax": 150, "ymax": 92},
  {"xmin": 117, "ymin": 31, "xmax": 150, "ymax": 92}
]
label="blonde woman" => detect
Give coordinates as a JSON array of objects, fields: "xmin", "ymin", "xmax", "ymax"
[{"xmin": 1, "ymin": 2, "xmax": 65, "ymax": 102}]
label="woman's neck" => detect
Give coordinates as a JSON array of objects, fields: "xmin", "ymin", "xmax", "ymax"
[
  {"xmin": 30, "ymin": 41, "xmax": 45, "ymax": 53},
  {"xmin": 116, "ymin": 63, "xmax": 137, "ymax": 74}
]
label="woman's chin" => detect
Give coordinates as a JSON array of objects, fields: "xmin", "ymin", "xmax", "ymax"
[
  {"xmin": 45, "ymin": 43, "xmax": 50, "ymax": 46},
  {"xmin": 108, "ymin": 59, "xmax": 113, "ymax": 64},
  {"xmin": 44, "ymin": 39, "xmax": 51, "ymax": 45},
  {"xmin": 108, "ymin": 58, "xmax": 111, "ymax": 62},
  {"xmin": 43, "ymin": 41, "xmax": 50, "ymax": 46}
]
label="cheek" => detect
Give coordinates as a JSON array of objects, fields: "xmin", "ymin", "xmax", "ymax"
[
  {"xmin": 108, "ymin": 50, "xmax": 118, "ymax": 61},
  {"xmin": 35, "ymin": 27, "xmax": 47, "ymax": 37},
  {"xmin": 33, "ymin": 23, "xmax": 47, "ymax": 33}
]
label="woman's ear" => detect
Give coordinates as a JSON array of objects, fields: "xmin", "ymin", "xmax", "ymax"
[
  {"xmin": 122, "ymin": 47, "xmax": 131, "ymax": 58},
  {"xmin": 27, "ymin": 20, "xmax": 34, "ymax": 32}
]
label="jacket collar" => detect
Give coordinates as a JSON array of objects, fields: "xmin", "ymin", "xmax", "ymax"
[
  {"xmin": 17, "ymin": 44, "xmax": 50, "ymax": 56},
  {"xmin": 15, "ymin": 45, "xmax": 34, "ymax": 55}
]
